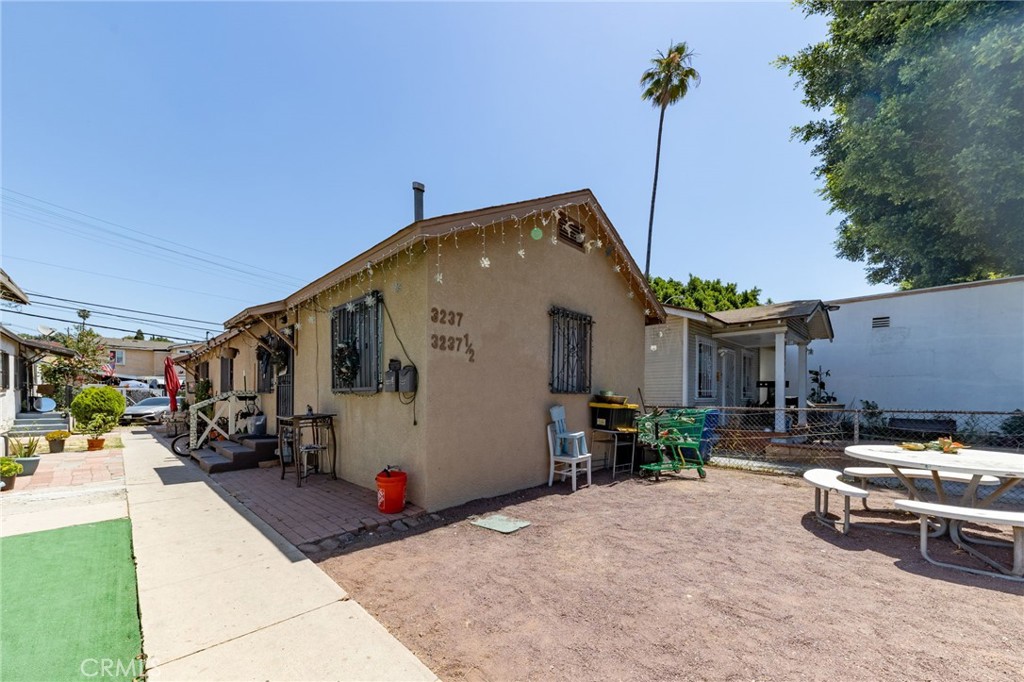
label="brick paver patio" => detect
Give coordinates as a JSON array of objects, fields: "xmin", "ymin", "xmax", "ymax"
[
  {"xmin": 5, "ymin": 448, "xmax": 124, "ymax": 493},
  {"xmin": 212, "ymin": 466, "xmax": 426, "ymax": 548}
]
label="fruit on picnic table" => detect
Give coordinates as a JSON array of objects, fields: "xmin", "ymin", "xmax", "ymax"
[{"xmin": 900, "ymin": 438, "xmax": 967, "ymax": 453}]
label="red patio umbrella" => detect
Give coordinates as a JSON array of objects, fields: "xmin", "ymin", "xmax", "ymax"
[{"xmin": 164, "ymin": 356, "xmax": 181, "ymax": 412}]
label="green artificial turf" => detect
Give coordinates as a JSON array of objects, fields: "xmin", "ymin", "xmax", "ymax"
[{"xmin": 1, "ymin": 519, "xmax": 144, "ymax": 681}]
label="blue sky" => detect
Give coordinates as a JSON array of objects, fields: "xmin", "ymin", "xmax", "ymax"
[{"xmin": 1, "ymin": 1, "xmax": 893, "ymax": 342}]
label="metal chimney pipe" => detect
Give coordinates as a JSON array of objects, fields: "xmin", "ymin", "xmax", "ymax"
[{"xmin": 412, "ymin": 182, "xmax": 425, "ymax": 222}]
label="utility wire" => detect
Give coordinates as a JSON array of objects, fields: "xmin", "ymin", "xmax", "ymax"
[
  {"xmin": 25, "ymin": 292, "xmax": 222, "ymax": 325},
  {"xmin": 3, "ymin": 310, "xmax": 201, "ymax": 342},
  {"xmin": 4, "ymin": 205, "xmax": 298, "ymax": 293},
  {"xmin": 29, "ymin": 302, "xmax": 220, "ymax": 335},
  {"xmin": 4, "ymin": 255, "xmax": 257, "ymax": 304},
  {"xmin": 2, "ymin": 188, "xmax": 307, "ymax": 289}
]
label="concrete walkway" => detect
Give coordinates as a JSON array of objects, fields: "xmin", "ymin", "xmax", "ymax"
[{"xmin": 123, "ymin": 430, "xmax": 438, "ymax": 681}]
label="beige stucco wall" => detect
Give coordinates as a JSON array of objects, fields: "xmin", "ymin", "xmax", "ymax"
[
  {"xmin": 288, "ymin": 251, "xmax": 429, "ymax": 505},
  {"xmin": 273, "ymin": 209, "xmax": 647, "ymax": 512},
  {"xmin": 418, "ymin": 216, "xmax": 646, "ymax": 510}
]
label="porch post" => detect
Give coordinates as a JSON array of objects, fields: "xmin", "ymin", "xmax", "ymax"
[
  {"xmin": 796, "ymin": 343, "xmax": 808, "ymax": 427},
  {"xmin": 774, "ymin": 330, "xmax": 786, "ymax": 433}
]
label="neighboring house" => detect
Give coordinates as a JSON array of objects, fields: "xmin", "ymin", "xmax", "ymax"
[
  {"xmin": 644, "ymin": 301, "xmax": 835, "ymax": 432},
  {"xmin": 101, "ymin": 338, "xmax": 179, "ymax": 385},
  {"xmin": 184, "ymin": 188, "xmax": 664, "ymax": 510},
  {"xmin": 793, "ymin": 276, "xmax": 1024, "ymax": 413},
  {"xmin": 1, "ymin": 325, "xmax": 76, "ymax": 426}
]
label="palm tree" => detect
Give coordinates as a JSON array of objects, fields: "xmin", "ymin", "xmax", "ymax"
[{"xmin": 640, "ymin": 42, "xmax": 700, "ymax": 280}]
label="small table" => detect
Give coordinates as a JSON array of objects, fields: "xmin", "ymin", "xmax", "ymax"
[
  {"xmin": 277, "ymin": 414, "xmax": 338, "ymax": 487},
  {"xmin": 592, "ymin": 428, "xmax": 637, "ymax": 479}
]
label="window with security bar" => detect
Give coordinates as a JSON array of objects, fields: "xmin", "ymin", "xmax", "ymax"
[
  {"xmin": 331, "ymin": 291, "xmax": 383, "ymax": 392},
  {"xmin": 549, "ymin": 306, "xmax": 592, "ymax": 393},
  {"xmin": 696, "ymin": 336, "xmax": 715, "ymax": 399},
  {"xmin": 220, "ymin": 356, "xmax": 234, "ymax": 393},
  {"xmin": 0, "ymin": 351, "xmax": 9, "ymax": 390}
]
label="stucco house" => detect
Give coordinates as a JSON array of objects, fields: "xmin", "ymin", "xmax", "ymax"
[
  {"xmin": 644, "ymin": 300, "xmax": 836, "ymax": 433},
  {"xmin": 183, "ymin": 189, "xmax": 663, "ymax": 510},
  {"xmin": 791, "ymin": 276, "xmax": 1024, "ymax": 413}
]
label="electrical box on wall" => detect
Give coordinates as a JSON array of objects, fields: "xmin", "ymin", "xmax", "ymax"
[
  {"xmin": 399, "ymin": 365, "xmax": 418, "ymax": 393},
  {"xmin": 384, "ymin": 359, "xmax": 401, "ymax": 392}
]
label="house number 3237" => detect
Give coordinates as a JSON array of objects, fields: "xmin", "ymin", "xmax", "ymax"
[{"xmin": 430, "ymin": 308, "xmax": 463, "ymax": 326}]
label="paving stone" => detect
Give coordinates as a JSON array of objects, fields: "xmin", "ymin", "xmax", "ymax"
[
  {"xmin": 429, "ymin": 513, "xmax": 442, "ymax": 521},
  {"xmin": 391, "ymin": 520, "xmax": 409, "ymax": 532},
  {"xmin": 404, "ymin": 516, "xmax": 422, "ymax": 528},
  {"xmin": 318, "ymin": 538, "xmax": 340, "ymax": 552},
  {"xmin": 297, "ymin": 543, "xmax": 320, "ymax": 553}
]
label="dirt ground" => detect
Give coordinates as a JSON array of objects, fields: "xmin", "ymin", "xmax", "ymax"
[{"xmin": 318, "ymin": 466, "xmax": 1023, "ymax": 682}]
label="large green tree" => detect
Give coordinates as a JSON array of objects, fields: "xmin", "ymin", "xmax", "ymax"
[
  {"xmin": 39, "ymin": 327, "xmax": 108, "ymax": 407},
  {"xmin": 779, "ymin": 1, "xmax": 1024, "ymax": 288},
  {"xmin": 640, "ymin": 42, "xmax": 701, "ymax": 280},
  {"xmin": 650, "ymin": 275, "xmax": 763, "ymax": 312}
]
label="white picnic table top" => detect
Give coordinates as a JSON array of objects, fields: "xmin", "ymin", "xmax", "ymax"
[{"xmin": 844, "ymin": 444, "xmax": 1024, "ymax": 479}]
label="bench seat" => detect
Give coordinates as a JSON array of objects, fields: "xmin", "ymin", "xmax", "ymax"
[
  {"xmin": 893, "ymin": 499, "xmax": 1024, "ymax": 581},
  {"xmin": 803, "ymin": 468, "xmax": 868, "ymax": 534},
  {"xmin": 843, "ymin": 466, "xmax": 1000, "ymax": 486}
]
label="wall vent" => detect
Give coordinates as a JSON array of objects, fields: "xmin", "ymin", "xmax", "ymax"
[
  {"xmin": 555, "ymin": 209, "xmax": 586, "ymax": 250},
  {"xmin": 871, "ymin": 316, "xmax": 891, "ymax": 329}
]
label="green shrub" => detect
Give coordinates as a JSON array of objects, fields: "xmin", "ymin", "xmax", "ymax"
[
  {"xmin": 1, "ymin": 457, "xmax": 24, "ymax": 477},
  {"xmin": 45, "ymin": 430, "xmax": 72, "ymax": 441},
  {"xmin": 70, "ymin": 386, "xmax": 126, "ymax": 426},
  {"xmin": 86, "ymin": 414, "xmax": 117, "ymax": 439}
]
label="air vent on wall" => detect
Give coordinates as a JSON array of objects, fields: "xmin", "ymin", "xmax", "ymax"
[
  {"xmin": 872, "ymin": 316, "xmax": 891, "ymax": 329},
  {"xmin": 555, "ymin": 209, "xmax": 586, "ymax": 250}
]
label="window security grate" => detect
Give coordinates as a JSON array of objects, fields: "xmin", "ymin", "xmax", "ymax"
[
  {"xmin": 549, "ymin": 306, "xmax": 592, "ymax": 393},
  {"xmin": 331, "ymin": 291, "xmax": 383, "ymax": 392}
]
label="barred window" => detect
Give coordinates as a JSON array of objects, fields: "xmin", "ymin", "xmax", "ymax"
[
  {"xmin": 196, "ymin": 361, "xmax": 209, "ymax": 382},
  {"xmin": 256, "ymin": 348, "xmax": 273, "ymax": 393},
  {"xmin": 696, "ymin": 336, "xmax": 715, "ymax": 399},
  {"xmin": 549, "ymin": 306, "xmax": 592, "ymax": 394},
  {"xmin": 331, "ymin": 291, "xmax": 382, "ymax": 392},
  {"xmin": 1, "ymin": 351, "xmax": 9, "ymax": 390}
]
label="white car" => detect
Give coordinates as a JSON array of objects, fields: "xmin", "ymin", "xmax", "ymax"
[{"xmin": 120, "ymin": 397, "xmax": 184, "ymax": 425}]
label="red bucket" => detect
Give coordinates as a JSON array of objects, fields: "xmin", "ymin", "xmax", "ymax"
[{"xmin": 375, "ymin": 468, "xmax": 407, "ymax": 514}]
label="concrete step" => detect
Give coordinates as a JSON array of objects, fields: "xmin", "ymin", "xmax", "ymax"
[
  {"xmin": 9, "ymin": 415, "xmax": 71, "ymax": 438},
  {"xmin": 14, "ymin": 412, "xmax": 68, "ymax": 421},
  {"xmin": 238, "ymin": 435, "xmax": 279, "ymax": 457},
  {"xmin": 211, "ymin": 441, "xmax": 277, "ymax": 468}
]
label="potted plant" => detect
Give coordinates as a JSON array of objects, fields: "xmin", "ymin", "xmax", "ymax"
[
  {"xmin": 45, "ymin": 429, "xmax": 71, "ymax": 454},
  {"xmin": 1, "ymin": 456, "xmax": 23, "ymax": 491},
  {"xmin": 85, "ymin": 414, "xmax": 117, "ymax": 451},
  {"xmin": 9, "ymin": 437, "xmax": 42, "ymax": 476}
]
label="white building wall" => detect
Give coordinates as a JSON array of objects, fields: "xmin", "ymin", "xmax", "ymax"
[
  {"xmin": 1, "ymin": 334, "xmax": 18, "ymax": 432},
  {"xmin": 791, "ymin": 277, "xmax": 1024, "ymax": 412}
]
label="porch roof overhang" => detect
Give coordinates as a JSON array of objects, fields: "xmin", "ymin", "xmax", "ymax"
[
  {"xmin": 0, "ymin": 268, "xmax": 30, "ymax": 305},
  {"xmin": 0, "ymin": 325, "xmax": 76, "ymax": 360},
  {"xmin": 175, "ymin": 327, "xmax": 244, "ymax": 364},
  {"xmin": 283, "ymin": 189, "xmax": 666, "ymax": 325},
  {"xmin": 223, "ymin": 299, "xmax": 287, "ymax": 330},
  {"xmin": 705, "ymin": 300, "xmax": 835, "ymax": 349}
]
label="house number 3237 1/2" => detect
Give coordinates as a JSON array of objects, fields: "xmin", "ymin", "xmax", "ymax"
[{"xmin": 430, "ymin": 307, "xmax": 463, "ymax": 326}]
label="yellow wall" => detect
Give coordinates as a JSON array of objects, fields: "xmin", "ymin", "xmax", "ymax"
[{"xmin": 280, "ymin": 211, "xmax": 646, "ymax": 511}]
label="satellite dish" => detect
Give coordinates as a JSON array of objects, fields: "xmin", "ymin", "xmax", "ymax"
[{"xmin": 37, "ymin": 325, "xmax": 55, "ymax": 337}]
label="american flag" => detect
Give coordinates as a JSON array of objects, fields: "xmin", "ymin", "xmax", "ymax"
[{"xmin": 101, "ymin": 363, "xmax": 115, "ymax": 377}]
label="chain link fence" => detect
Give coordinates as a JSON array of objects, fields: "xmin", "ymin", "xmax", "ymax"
[{"xmin": 644, "ymin": 405, "xmax": 1024, "ymax": 504}]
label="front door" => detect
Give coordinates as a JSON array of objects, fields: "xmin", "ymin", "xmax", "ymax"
[{"xmin": 721, "ymin": 350, "xmax": 736, "ymax": 407}]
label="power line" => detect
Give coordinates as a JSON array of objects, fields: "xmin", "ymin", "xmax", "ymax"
[
  {"xmin": 25, "ymin": 292, "xmax": 223, "ymax": 325},
  {"xmin": 3, "ymin": 309, "xmax": 202, "ymax": 342},
  {"xmin": 3, "ymin": 255, "xmax": 257, "ymax": 304},
  {"xmin": 2, "ymin": 188, "xmax": 308, "ymax": 289},
  {"xmin": 29, "ymin": 301, "xmax": 220, "ymax": 335}
]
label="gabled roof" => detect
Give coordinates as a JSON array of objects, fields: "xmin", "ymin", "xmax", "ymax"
[
  {"xmin": 224, "ymin": 299, "xmax": 286, "ymax": 329},
  {"xmin": 101, "ymin": 337, "xmax": 177, "ymax": 351},
  {"xmin": 0, "ymin": 268, "xmax": 29, "ymax": 304},
  {"xmin": 661, "ymin": 299, "xmax": 835, "ymax": 344},
  {"xmin": 286, "ymin": 189, "xmax": 665, "ymax": 324}
]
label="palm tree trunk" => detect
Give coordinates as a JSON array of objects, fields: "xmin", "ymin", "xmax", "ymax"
[{"xmin": 644, "ymin": 104, "xmax": 668, "ymax": 280}]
